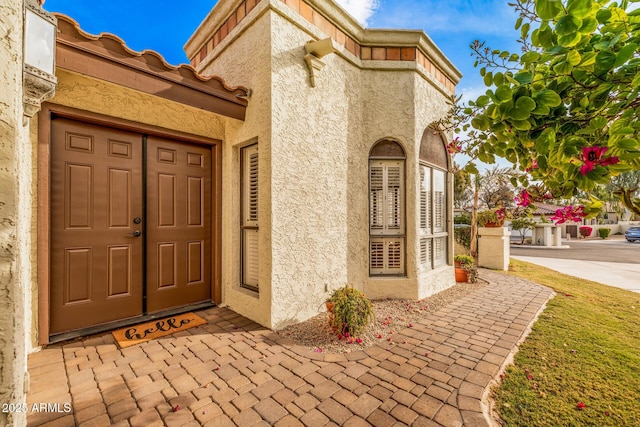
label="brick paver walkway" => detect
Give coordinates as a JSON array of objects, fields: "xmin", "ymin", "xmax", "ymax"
[{"xmin": 27, "ymin": 271, "xmax": 553, "ymax": 426}]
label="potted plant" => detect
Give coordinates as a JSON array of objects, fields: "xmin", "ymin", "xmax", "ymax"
[
  {"xmin": 477, "ymin": 207, "xmax": 510, "ymax": 227},
  {"xmin": 326, "ymin": 285, "xmax": 374, "ymax": 336},
  {"xmin": 454, "ymin": 254, "xmax": 475, "ymax": 283}
]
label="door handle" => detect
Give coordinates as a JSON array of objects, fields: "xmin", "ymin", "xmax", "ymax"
[{"xmin": 130, "ymin": 230, "xmax": 142, "ymax": 237}]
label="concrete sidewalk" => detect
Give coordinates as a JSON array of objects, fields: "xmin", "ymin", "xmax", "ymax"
[
  {"xmin": 512, "ymin": 256, "xmax": 640, "ymax": 293},
  {"xmin": 26, "ymin": 272, "xmax": 554, "ymax": 427}
]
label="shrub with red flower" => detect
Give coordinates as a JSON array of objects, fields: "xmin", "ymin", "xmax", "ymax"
[{"xmin": 579, "ymin": 226, "xmax": 593, "ymax": 238}]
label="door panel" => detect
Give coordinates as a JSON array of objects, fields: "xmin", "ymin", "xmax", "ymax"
[
  {"xmin": 51, "ymin": 118, "xmax": 144, "ymax": 334},
  {"xmin": 146, "ymin": 136, "xmax": 212, "ymax": 312}
]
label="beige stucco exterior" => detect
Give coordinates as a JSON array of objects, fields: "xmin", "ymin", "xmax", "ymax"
[
  {"xmin": 187, "ymin": 0, "xmax": 461, "ymax": 329},
  {"xmin": 1, "ymin": 0, "xmax": 462, "ymax": 414},
  {"xmin": 51, "ymin": 69, "xmax": 228, "ymax": 140},
  {"xmin": 0, "ymin": 1, "xmax": 31, "ymax": 425}
]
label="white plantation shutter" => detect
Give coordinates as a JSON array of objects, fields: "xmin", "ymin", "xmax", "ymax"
[
  {"xmin": 433, "ymin": 169, "xmax": 445, "ymax": 233},
  {"xmin": 243, "ymin": 146, "xmax": 259, "ymax": 227},
  {"xmin": 419, "ymin": 166, "xmax": 431, "ymax": 270},
  {"xmin": 369, "ymin": 238, "xmax": 405, "ymax": 275},
  {"xmin": 369, "ymin": 160, "xmax": 404, "ymax": 236},
  {"xmin": 369, "ymin": 165, "xmax": 384, "ymax": 232},
  {"xmin": 420, "ymin": 167, "xmax": 431, "ymax": 231},
  {"xmin": 369, "ymin": 159, "xmax": 405, "ymax": 275},
  {"xmin": 434, "ymin": 236, "xmax": 447, "ymax": 267},
  {"xmin": 419, "ymin": 163, "xmax": 448, "ymax": 270},
  {"xmin": 242, "ymin": 145, "xmax": 259, "ymax": 290}
]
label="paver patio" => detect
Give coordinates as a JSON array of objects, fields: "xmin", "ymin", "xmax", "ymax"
[{"xmin": 26, "ymin": 271, "xmax": 554, "ymax": 426}]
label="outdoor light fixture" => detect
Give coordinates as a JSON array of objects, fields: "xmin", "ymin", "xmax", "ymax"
[
  {"xmin": 304, "ymin": 38, "xmax": 336, "ymax": 87},
  {"xmin": 23, "ymin": 0, "xmax": 57, "ymax": 117}
]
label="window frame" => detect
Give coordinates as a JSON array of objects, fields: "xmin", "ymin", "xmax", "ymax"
[
  {"xmin": 419, "ymin": 161, "xmax": 449, "ymax": 271},
  {"xmin": 240, "ymin": 144, "xmax": 259, "ymax": 291},
  {"xmin": 368, "ymin": 140, "xmax": 406, "ymax": 276}
]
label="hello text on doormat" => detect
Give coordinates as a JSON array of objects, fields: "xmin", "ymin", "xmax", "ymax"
[{"xmin": 112, "ymin": 312, "xmax": 207, "ymax": 348}]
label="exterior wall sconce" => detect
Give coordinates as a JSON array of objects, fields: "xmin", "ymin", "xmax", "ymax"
[
  {"xmin": 304, "ymin": 38, "xmax": 336, "ymax": 88},
  {"xmin": 23, "ymin": 0, "xmax": 57, "ymax": 118}
]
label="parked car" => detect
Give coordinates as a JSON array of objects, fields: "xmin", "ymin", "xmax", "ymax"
[{"xmin": 625, "ymin": 226, "xmax": 640, "ymax": 242}]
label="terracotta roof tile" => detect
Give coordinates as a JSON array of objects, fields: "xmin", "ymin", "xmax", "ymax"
[{"xmin": 54, "ymin": 13, "xmax": 250, "ymax": 103}]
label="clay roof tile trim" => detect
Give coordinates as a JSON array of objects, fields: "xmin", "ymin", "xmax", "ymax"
[{"xmin": 54, "ymin": 13, "xmax": 250, "ymax": 98}]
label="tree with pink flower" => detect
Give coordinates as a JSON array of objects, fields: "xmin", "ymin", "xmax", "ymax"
[{"xmin": 440, "ymin": 0, "xmax": 640, "ymax": 220}]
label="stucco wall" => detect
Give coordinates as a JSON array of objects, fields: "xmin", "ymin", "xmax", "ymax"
[
  {"xmin": 269, "ymin": 12, "xmax": 354, "ymax": 328},
  {"xmin": 52, "ymin": 69, "xmax": 226, "ymax": 139},
  {"xmin": 0, "ymin": 1, "xmax": 30, "ymax": 425},
  {"xmin": 192, "ymin": 0, "xmax": 457, "ymax": 328},
  {"xmin": 412, "ymin": 68, "xmax": 456, "ymax": 297},
  {"xmin": 197, "ymin": 8, "xmax": 274, "ymax": 328}
]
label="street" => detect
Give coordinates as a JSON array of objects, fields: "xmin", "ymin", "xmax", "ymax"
[
  {"xmin": 511, "ymin": 235, "xmax": 640, "ymax": 264},
  {"xmin": 510, "ymin": 235, "xmax": 640, "ymax": 292}
]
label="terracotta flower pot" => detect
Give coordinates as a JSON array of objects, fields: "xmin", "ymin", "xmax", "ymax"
[
  {"xmin": 455, "ymin": 267, "xmax": 469, "ymax": 283},
  {"xmin": 482, "ymin": 221, "xmax": 504, "ymax": 227}
]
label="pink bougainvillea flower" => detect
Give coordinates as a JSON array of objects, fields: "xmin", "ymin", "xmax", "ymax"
[
  {"xmin": 172, "ymin": 405, "xmax": 180, "ymax": 412},
  {"xmin": 577, "ymin": 401, "xmax": 586, "ymax": 410},
  {"xmin": 314, "ymin": 348, "xmax": 323, "ymax": 353},
  {"xmin": 580, "ymin": 146, "xmax": 619, "ymax": 175},
  {"xmin": 515, "ymin": 189, "xmax": 532, "ymax": 207},
  {"xmin": 408, "ymin": 323, "xmax": 414, "ymax": 328},
  {"xmin": 550, "ymin": 205, "xmax": 586, "ymax": 224},
  {"xmin": 495, "ymin": 207, "xmax": 508, "ymax": 220},
  {"xmin": 446, "ymin": 137, "xmax": 462, "ymax": 154},
  {"xmin": 525, "ymin": 159, "xmax": 539, "ymax": 172},
  {"xmin": 355, "ymin": 338, "xmax": 363, "ymax": 344},
  {"xmin": 377, "ymin": 334, "xmax": 383, "ymax": 339}
]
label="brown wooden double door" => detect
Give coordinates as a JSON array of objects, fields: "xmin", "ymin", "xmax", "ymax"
[{"xmin": 50, "ymin": 118, "xmax": 212, "ymax": 334}]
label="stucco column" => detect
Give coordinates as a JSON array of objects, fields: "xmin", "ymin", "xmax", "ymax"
[
  {"xmin": 0, "ymin": 2, "xmax": 30, "ymax": 426},
  {"xmin": 478, "ymin": 227, "xmax": 510, "ymax": 271}
]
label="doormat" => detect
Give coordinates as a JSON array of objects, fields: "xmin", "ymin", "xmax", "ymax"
[{"xmin": 112, "ymin": 312, "xmax": 207, "ymax": 348}]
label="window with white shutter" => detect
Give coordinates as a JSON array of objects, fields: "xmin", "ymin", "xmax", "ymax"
[
  {"xmin": 369, "ymin": 141, "xmax": 406, "ymax": 276},
  {"xmin": 419, "ymin": 163, "xmax": 449, "ymax": 270},
  {"xmin": 241, "ymin": 145, "xmax": 259, "ymax": 290},
  {"xmin": 419, "ymin": 128, "xmax": 450, "ymax": 271}
]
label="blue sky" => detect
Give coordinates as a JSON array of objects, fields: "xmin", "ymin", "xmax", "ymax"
[{"xmin": 45, "ymin": 0, "xmax": 522, "ymax": 102}]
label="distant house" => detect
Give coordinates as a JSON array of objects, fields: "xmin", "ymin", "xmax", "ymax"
[{"xmin": 1, "ymin": 0, "xmax": 461, "ymax": 418}]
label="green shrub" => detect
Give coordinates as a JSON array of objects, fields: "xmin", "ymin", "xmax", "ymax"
[
  {"xmin": 454, "ymin": 213, "xmax": 471, "ymax": 224},
  {"xmin": 327, "ymin": 286, "xmax": 373, "ymax": 336},
  {"xmin": 454, "ymin": 254, "xmax": 474, "ymax": 267},
  {"xmin": 598, "ymin": 228, "xmax": 611, "ymax": 239},
  {"xmin": 454, "ymin": 225, "xmax": 471, "ymax": 250}
]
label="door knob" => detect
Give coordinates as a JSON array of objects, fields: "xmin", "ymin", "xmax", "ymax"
[{"xmin": 131, "ymin": 230, "xmax": 141, "ymax": 237}]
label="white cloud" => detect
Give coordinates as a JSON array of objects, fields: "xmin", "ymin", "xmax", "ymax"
[{"xmin": 335, "ymin": 0, "xmax": 379, "ymax": 26}]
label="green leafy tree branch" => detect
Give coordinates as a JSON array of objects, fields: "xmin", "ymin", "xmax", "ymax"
[{"xmin": 442, "ymin": 0, "xmax": 640, "ymax": 218}]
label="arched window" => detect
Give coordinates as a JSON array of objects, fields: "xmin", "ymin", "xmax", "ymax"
[
  {"xmin": 418, "ymin": 128, "xmax": 449, "ymax": 270},
  {"xmin": 369, "ymin": 140, "xmax": 405, "ymax": 275}
]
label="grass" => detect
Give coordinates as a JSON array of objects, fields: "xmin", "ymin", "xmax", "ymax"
[{"xmin": 493, "ymin": 259, "xmax": 640, "ymax": 426}]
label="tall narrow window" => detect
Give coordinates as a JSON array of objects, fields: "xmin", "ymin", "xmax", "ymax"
[
  {"xmin": 241, "ymin": 144, "xmax": 259, "ymax": 290},
  {"xmin": 369, "ymin": 140, "xmax": 405, "ymax": 275},
  {"xmin": 419, "ymin": 128, "xmax": 450, "ymax": 270}
]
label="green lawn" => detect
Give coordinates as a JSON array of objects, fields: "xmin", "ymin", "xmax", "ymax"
[{"xmin": 494, "ymin": 259, "xmax": 640, "ymax": 426}]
